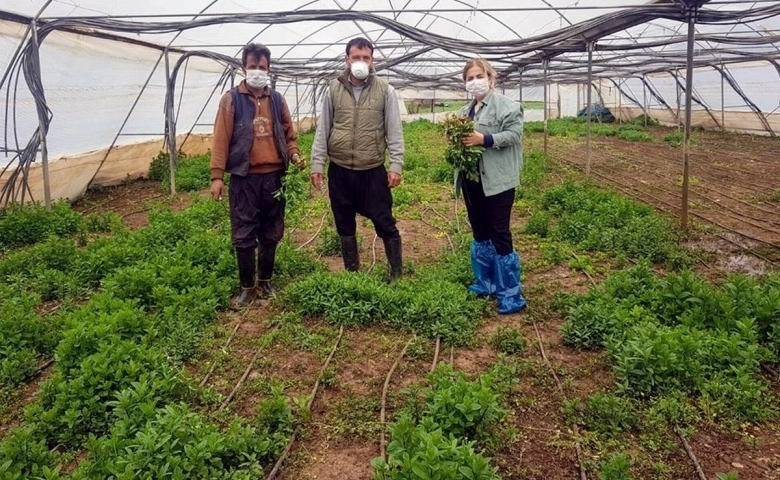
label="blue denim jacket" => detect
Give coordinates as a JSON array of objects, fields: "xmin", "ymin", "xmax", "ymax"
[{"xmin": 455, "ymin": 91, "xmax": 524, "ymax": 197}]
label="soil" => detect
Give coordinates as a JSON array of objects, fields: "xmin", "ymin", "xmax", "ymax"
[
  {"xmin": 72, "ymin": 179, "xmax": 196, "ymax": 230},
  {"xmin": 8, "ymin": 126, "xmax": 780, "ymax": 479},
  {"xmin": 542, "ymin": 126, "xmax": 780, "ymax": 267}
]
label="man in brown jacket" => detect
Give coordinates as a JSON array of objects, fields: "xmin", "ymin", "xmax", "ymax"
[{"xmin": 210, "ymin": 43, "xmax": 304, "ymax": 308}]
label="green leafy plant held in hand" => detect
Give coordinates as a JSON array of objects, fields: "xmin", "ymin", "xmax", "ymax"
[{"xmin": 441, "ymin": 114, "xmax": 483, "ymax": 182}]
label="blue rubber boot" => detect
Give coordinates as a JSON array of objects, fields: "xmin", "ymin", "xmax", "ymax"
[
  {"xmin": 494, "ymin": 251, "xmax": 528, "ymax": 315},
  {"xmin": 468, "ymin": 240, "xmax": 497, "ymax": 297}
]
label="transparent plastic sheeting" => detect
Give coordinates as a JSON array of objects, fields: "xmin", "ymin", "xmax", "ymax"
[
  {"xmin": 1, "ymin": 20, "xmax": 225, "ymax": 160},
  {"xmin": 1, "ymin": 0, "xmax": 779, "ymax": 203}
]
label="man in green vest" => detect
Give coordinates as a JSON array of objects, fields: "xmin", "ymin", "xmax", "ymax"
[{"xmin": 310, "ymin": 37, "xmax": 405, "ymax": 280}]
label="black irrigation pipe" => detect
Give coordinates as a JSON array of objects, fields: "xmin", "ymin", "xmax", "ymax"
[
  {"xmin": 591, "ymin": 131, "xmax": 780, "ymax": 201},
  {"xmin": 570, "ymin": 251, "xmax": 596, "ymax": 284},
  {"xmin": 266, "ymin": 325, "xmax": 345, "ymax": 480},
  {"xmin": 691, "ymin": 159, "xmax": 780, "ymax": 195},
  {"xmin": 531, "ymin": 320, "xmax": 588, "ymax": 480},
  {"xmin": 34, "ymin": 358, "xmax": 55, "ymax": 377},
  {"xmin": 199, "ymin": 318, "xmax": 244, "ymax": 388},
  {"xmin": 219, "ymin": 346, "xmax": 264, "ymax": 410},
  {"xmin": 380, "ymin": 336, "xmax": 415, "ymax": 461},
  {"xmin": 676, "ymin": 427, "xmax": 708, "ymax": 480},
  {"xmin": 430, "ymin": 337, "xmax": 441, "ymax": 373},
  {"xmin": 592, "ymin": 143, "xmax": 780, "ymax": 230}
]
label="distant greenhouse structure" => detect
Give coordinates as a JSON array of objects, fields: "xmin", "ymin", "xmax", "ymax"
[{"xmin": 1, "ymin": 0, "xmax": 779, "ymax": 229}]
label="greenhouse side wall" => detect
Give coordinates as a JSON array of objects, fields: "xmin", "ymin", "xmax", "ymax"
[{"xmin": 0, "ymin": 134, "xmax": 212, "ymax": 203}]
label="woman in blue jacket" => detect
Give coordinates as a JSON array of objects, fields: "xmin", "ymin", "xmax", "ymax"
[{"xmin": 458, "ymin": 58, "xmax": 527, "ymax": 315}]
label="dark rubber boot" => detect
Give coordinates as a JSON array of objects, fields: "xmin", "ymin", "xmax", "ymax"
[
  {"xmin": 257, "ymin": 243, "xmax": 278, "ymax": 298},
  {"xmin": 340, "ymin": 235, "xmax": 360, "ymax": 272},
  {"xmin": 232, "ymin": 248, "xmax": 257, "ymax": 309},
  {"xmin": 383, "ymin": 237, "xmax": 403, "ymax": 282}
]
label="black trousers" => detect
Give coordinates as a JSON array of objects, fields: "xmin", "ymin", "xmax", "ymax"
[
  {"xmin": 328, "ymin": 162, "xmax": 399, "ymax": 239},
  {"xmin": 462, "ymin": 177, "xmax": 515, "ymax": 256},
  {"xmin": 228, "ymin": 172, "xmax": 285, "ymax": 251}
]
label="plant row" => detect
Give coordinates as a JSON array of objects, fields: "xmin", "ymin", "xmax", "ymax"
[
  {"xmin": 560, "ymin": 263, "xmax": 779, "ymax": 423},
  {"xmin": 1, "ymin": 198, "xmax": 320, "ymax": 478}
]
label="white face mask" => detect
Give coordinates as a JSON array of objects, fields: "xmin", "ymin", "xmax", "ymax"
[
  {"xmin": 245, "ymin": 69, "xmax": 268, "ymax": 89},
  {"xmin": 350, "ymin": 61, "xmax": 370, "ymax": 80},
  {"xmin": 466, "ymin": 78, "xmax": 490, "ymax": 97}
]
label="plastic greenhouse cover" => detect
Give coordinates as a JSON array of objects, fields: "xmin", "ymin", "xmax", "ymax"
[{"xmin": 1, "ymin": 0, "xmax": 779, "ymax": 164}]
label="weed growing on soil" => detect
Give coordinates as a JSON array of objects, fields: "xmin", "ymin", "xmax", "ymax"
[
  {"xmin": 489, "ymin": 326, "xmax": 527, "ymax": 355},
  {"xmin": 532, "ymin": 182, "xmax": 691, "ymax": 266},
  {"xmin": 0, "ymin": 201, "xmax": 121, "ymax": 251},
  {"xmin": 372, "ymin": 363, "xmax": 506, "ymax": 479},
  {"xmin": 285, "ymin": 270, "xmax": 489, "ymax": 344},
  {"xmin": 561, "ymin": 262, "xmax": 779, "ymax": 423}
]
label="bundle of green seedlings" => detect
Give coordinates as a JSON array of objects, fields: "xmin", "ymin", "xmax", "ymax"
[{"xmin": 440, "ymin": 115, "xmax": 483, "ymax": 182}]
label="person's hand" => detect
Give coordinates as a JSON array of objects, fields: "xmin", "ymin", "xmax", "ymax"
[
  {"xmin": 210, "ymin": 179, "xmax": 224, "ymax": 201},
  {"xmin": 388, "ymin": 172, "xmax": 402, "ymax": 188},
  {"xmin": 292, "ymin": 153, "xmax": 306, "ymax": 170},
  {"xmin": 461, "ymin": 131, "xmax": 485, "ymax": 147},
  {"xmin": 311, "ymin": 173, "xmax": 323, "ymax": 190}
]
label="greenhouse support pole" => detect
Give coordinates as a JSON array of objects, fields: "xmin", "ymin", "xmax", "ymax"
[
  {"xmin": 30, "ymin": 20, "xmax": 51, "ymax": 211},
  {"xmin": 543, "ymin": 59, "xmax": 549, "ymax": 157},
  {"xmin": 518, "ymin": 70, "xmax": 523, "ymax": 105},
  {"xmin": 720, "ymin": 63, "xmax": 725, "ymax": 131},
  {"xmin": 586, "ymin": 42, "xmax": 594, "ymax": 177},
  {"xmin": 295, "ymin": 78, "xmax": 301, "ymax": 133},
  {"xmin": 617, "ymin": 78, "xmax": 623, "ymax": 123},
  {"xmin": 311, "ymin": 84, "xmax": 318, "ymax": 127},
  {"xmin": 557, "ymin": 84, "xmax": 562, "ymax": 120},
  {"xmin": 432, "ymin": 88, "xmax": 436, "ymax": 123},
  {"xmin": 642, "ymin": 76, "xmax": 648, "ymax": 127},
  {"xmin": 681, "ymin": 6, "xmax": 697, "ymax": 230},
  {"xmin": 675, "ymin": 73, "xmax": 682, "ymax": 131},
  {"xmin": 577, "ymin": 84, "xmax": 581, "ymax": 113},
  {"xmin": 164, "ymin": 49, "xmax": 177, "ymax": 195}
]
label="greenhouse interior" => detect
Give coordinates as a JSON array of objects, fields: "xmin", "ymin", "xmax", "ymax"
[{"xmin": 1, "ymin": 1, "xmax": 780, "ymax": 479}]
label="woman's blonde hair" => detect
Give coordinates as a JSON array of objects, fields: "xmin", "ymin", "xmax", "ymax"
[{"xmin": 462, "ymin": 58, "xmax": 496, "ymax": 86}]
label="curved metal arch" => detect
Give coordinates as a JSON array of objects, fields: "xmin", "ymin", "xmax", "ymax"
[
  {"xmin": 235, "ymin": 0, "xmax": 321, "ymax": 60},
  {"xmin": 447, "ymin": 0, "xmax": 525, "ymax": 40},
  {"xmin": 372, "ymin": 0, "xmax": 443, "ymax": 79}
]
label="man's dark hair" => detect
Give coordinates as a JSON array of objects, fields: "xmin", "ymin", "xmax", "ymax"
[
  {"xmin": 345, "ymin": 37, "xmax": 374, "ymax": 56},
  {"xmin": 242, "ymin": 43, "xmax": 272, "ymax": 67}
]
